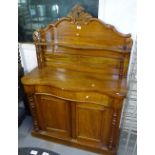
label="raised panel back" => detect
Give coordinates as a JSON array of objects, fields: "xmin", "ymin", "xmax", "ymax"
[{"xmin": 33, "ymin": 5, "xmax": 133, "ymax": 79}]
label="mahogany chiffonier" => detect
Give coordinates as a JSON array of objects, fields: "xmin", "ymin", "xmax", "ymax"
[{"xmin": 21, "ymin": 5, "xmax": 133, "ymax": 155}]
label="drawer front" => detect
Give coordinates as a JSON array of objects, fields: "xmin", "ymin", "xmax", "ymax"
[{"xmin": 35, "ymin": 85, "xmax": 112, "ymax": 107}]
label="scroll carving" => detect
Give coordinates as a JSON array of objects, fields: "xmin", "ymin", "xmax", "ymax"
[
  {"xmin": 33, "ymin": 30, "xmax": 41, "ymax": 42},
  {"xmin": 28, "ymin": 95, "xmax": 39, "ymax": 131},
  {"xmin": 33, "ymin": 30, "xmax": 45, "ymax": 68},
  {"xmin": 67, "ymin": 4, "xmax": 92, "ymax": 25}
]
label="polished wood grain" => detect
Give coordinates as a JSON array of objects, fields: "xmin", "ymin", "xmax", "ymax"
[
  {"xmin": 34, "ymin": 94, "xmax": 71, "ymax": 139},
  {"xmin": 22, "ymin": 67, "xmax": 128, "ymax": 98},
  {"xmin": 22, "ymin": 4, "xmax": 132, "ymax": 155},
  {"xmin": 32, "ymin": 5, "xmax": 132, "ymax": 78}
]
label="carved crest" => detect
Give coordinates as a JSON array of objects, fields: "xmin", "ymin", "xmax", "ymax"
[
  {"xmin": 33, "ymin": 30, "xmax": 41, "ymax": 42},
  {"xmin": 67, "ymin": 4, "xmax": 92, "ymax": 25}
]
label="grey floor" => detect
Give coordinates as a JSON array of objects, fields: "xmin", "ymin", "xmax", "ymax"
[{"xmin": 19, "ymin": 116, "xmax": 136, "ymax": 155}]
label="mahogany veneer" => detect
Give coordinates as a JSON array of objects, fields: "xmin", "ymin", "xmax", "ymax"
[{"xmin": 21, "ymin": 5, "xmax": 133, "ymax": 155}]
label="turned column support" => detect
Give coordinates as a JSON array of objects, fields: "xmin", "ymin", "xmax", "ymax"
[
  {"xmin": 27, "ymin": 95, "xmax": 39, "ymax": 131},
  {"xmin": 108, "ymin": 98, "xmax": 123, "ymax": 150},
  {"xmin": 33, "ymin": 30, "xmax": 45, "ymax": 68},
  {"xmin": 23, "ymin": 85, "xmax": 39, "ymax": 132}
]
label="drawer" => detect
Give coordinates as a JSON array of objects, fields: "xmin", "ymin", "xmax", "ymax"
[{"xmin": 35, "ymin": 85, "xmax": 112, "ymax": 107}]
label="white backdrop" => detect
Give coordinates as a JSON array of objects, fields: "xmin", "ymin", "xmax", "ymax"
[{"xmin": 98, "ymin": 0, "xmax": 137, "ymax": 38}]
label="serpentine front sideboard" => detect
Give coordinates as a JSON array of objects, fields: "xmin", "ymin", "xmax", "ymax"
[{"xmin": 21, "ymin": 5, "xmax": 133, "ymax": 155}]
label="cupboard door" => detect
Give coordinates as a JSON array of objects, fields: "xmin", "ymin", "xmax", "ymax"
[
  {"xmin": 75, "ymin": 102, "xmax": 113, "ymax": 148},
  {"xmin": 34, "ymin": 94, "xmax": 71, "ymax": 139}
]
